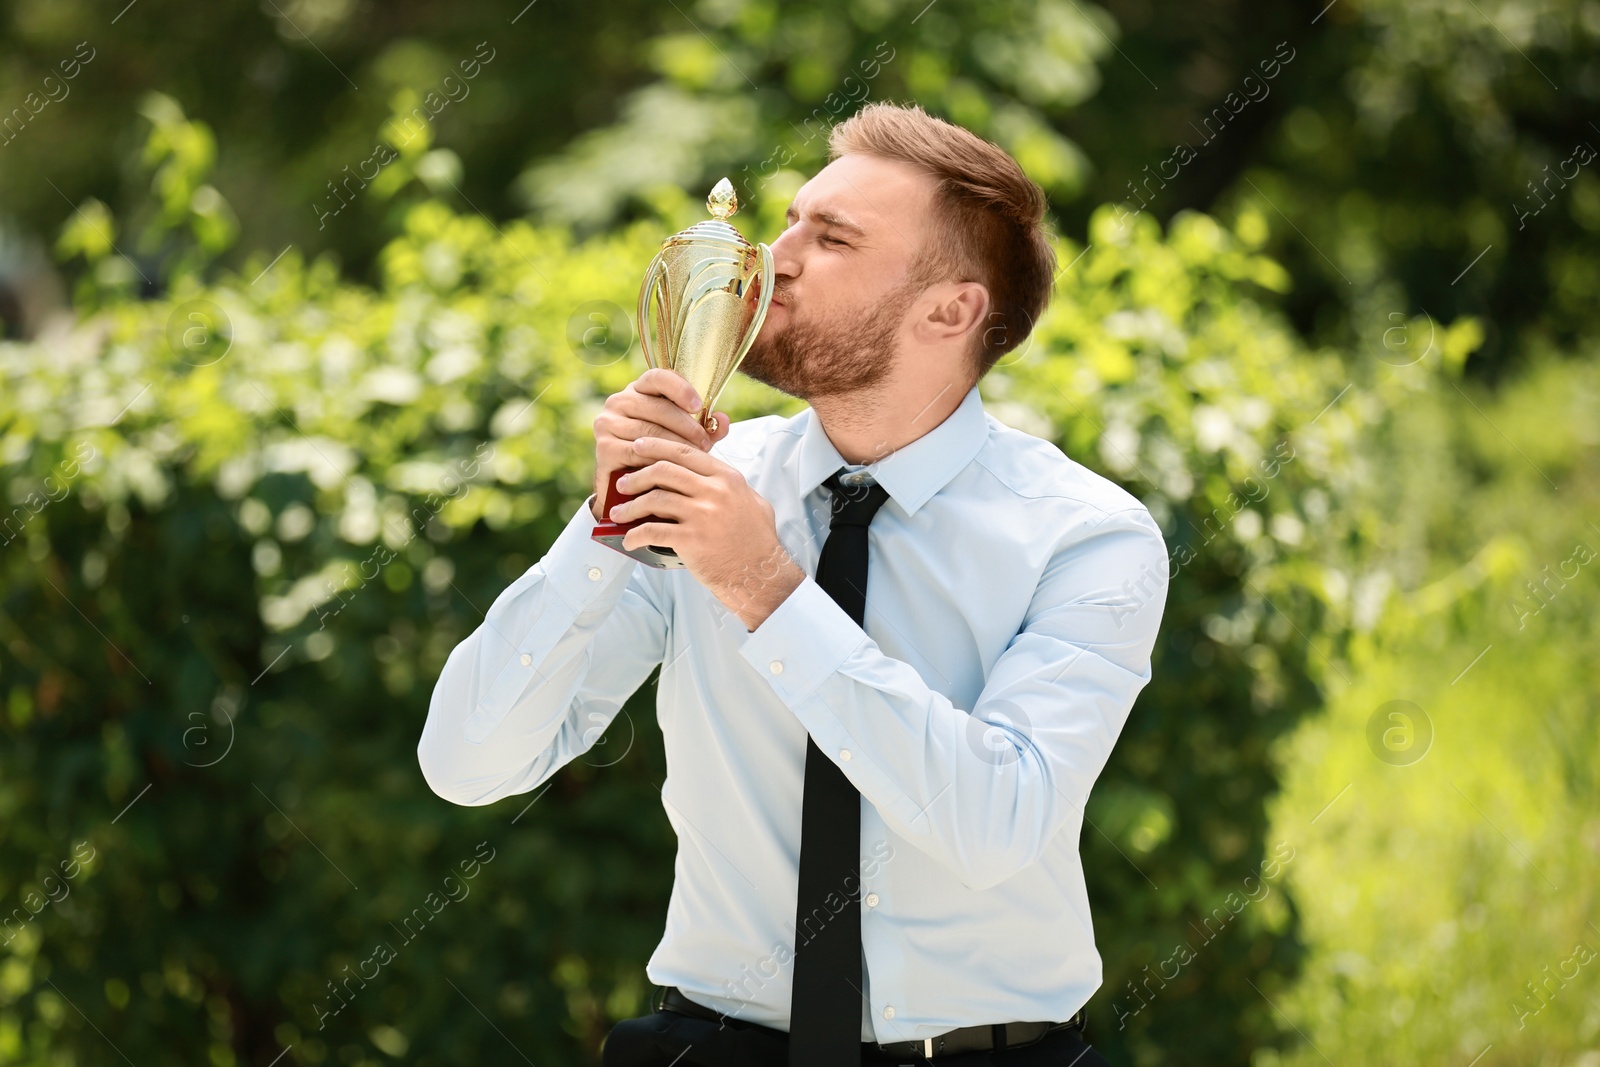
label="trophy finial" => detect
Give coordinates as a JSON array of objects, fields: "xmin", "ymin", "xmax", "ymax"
[{"xmin": 707, "ymin": 178, "xmax": 738, "ymax": 220}]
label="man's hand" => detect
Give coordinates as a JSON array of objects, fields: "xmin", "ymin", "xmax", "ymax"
[
  {"xmin": 605, "ymin": 436, "xmax": 804, "ymax": 630},
  {"xmin": 592, "ymin": 368, "xmax": 731, "ymax": 522}
]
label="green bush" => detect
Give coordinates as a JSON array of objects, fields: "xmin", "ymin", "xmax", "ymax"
[{"xmin": 1263, "ymin": 352, "xmax": 1600, "ymax": 1067}]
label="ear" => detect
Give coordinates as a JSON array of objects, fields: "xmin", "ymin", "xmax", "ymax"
[{"xmin": 913, "ymin": 281, "xmax": 989, "ymax": 346}]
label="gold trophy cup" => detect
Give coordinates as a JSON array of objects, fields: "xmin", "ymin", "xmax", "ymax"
[{"xmin": 591, "ymin": 178, "xmax": 776, "ymax": 568}]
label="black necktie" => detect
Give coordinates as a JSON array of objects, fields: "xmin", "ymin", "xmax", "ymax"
[{"xmin": 788, "ymin": 468, "xmax": 891, "ymax": 1067}]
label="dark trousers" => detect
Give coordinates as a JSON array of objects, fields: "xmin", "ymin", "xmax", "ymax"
[{"xmin": 600, "ymin": 1004, "xmax": 1112, "ymax": 1067}]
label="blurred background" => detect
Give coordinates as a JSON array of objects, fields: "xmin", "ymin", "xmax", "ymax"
[{"xmin": 0, "ymin": 0, "xmax": 1596, "ymax": 1064}]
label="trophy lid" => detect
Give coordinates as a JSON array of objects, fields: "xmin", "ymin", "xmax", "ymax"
[{"xmin": 668, "ymin": 177, "xmax": 758, "ymax": 251}]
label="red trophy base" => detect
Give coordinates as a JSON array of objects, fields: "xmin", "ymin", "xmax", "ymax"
[{"xmin": 591, "ymin": 466, "xmax": 686, "ymax": 569}]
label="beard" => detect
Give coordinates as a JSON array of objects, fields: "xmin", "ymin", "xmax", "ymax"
[{"xmin": 739, "ymin": 275, "xmax": 923, "ymax": 401}]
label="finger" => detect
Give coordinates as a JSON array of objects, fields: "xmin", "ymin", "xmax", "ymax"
[
  {"xmin": 617, "ymin": 461, "xmax": 700, "ymax": 497},
  {"xmin": 616, "ymin": 394, "xmax": 712, "ymax": 449},
  {"xmin": 628, "ymin": 435, "xmax": 718, "ymax": 476},
  {"xmin": 621, "ymin": 520, "xmax": 680, "ymax": 553},
  {"xmin": 613, "ymin": 414, "xmax": 708, "ymax": 451},
  {"xmin": 634, "ymin": 368, "xmax": 702, "ymax": 414},
  {"xmin": 708, "ymin": 411, "xmax": 732, "ymax": 446},
  {"xmin": 596, "ymin": 430, "xmax": 681, "ymax": 474},
  {"xmin": 608, "ymin": 488, "xmax": 688, "ymax": 524}
]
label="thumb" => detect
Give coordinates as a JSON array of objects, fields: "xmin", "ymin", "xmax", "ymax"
[{"xmin": 708, "ymin": 411, "xmax": 732, "ymax": 446}]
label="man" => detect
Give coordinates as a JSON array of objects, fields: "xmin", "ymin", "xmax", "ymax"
[{"xmin": 419, "ymin": 101, "xmax": 1169, "ymax": 1066}]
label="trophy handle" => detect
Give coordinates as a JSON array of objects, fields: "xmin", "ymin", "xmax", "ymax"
[
  {"xmin": 636, "ymin": 248, "xmax": 670, "ymax": 372},
  {"xmin": 735, "ymin": 242, "xmax": 777, "ymax": 369}
]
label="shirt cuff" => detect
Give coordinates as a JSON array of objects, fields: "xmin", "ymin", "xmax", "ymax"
[
  {"xmin": 542, "ymin": 493, "xmax": 639, "ymax": 612},
  {"xmin": 739, "ymin": 574, "xmax": 866, "ymax": 704}
]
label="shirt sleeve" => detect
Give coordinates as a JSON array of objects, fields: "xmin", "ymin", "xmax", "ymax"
[
  {"xmin": 418, "ymin": 494, "xmax": 670, "ymax": 806},
  {"xmin": 738, "ymin": 505, "xmax": 1169, "ymax": 891}
]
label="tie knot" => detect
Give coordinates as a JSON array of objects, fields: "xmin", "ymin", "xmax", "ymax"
[{"xmin": 822, "ymin": 469, "xmax": 890, "ymax": 529}]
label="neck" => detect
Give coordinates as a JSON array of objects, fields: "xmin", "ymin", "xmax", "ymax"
[{"xmin": 808, "ymin": 375, "xmax": 971, "ymax": 465}]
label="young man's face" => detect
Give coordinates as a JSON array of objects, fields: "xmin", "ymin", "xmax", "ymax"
[{"xmin": 740, "ymin": 153, "xmax": 940, "ymax": 401}]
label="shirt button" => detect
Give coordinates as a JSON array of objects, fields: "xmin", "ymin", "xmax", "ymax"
[
  {"xmin": 769, "ymin": 661, "xmax": 783, "ymax": 675},
  {"xmin": 587, "ymin": 566, "xmax": 603, "ymax": 581},
  {"xmin": 864, "ymin": 893, "xmax": 879, "ymax": 908},
  {"xmin": 882, "ymin": 1005, "xmax": 895, "ymax": 1020},
  {"xmin": 519, "ymin": 653, "xmax": 532, "ymax": 666},
  {"xmin": 839, "ymin": 749, "xmax": 852, "ymax": 762}
]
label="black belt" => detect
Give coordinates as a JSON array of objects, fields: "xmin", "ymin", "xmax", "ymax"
[{"xmin": 656, "ymin": 986, "xmax": 1087, "ymax": 1059}]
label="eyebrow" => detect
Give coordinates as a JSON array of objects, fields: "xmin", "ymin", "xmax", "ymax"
[{"xmin": 784, "ymin": 202, "xmax": 867, "ymax": 237}]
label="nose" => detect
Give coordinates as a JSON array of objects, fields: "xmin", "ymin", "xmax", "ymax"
[{"xmin": 768, "ymin": 225, "xmax": 802, "ymax": 290}]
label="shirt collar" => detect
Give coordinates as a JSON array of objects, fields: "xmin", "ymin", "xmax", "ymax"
[{"xmin": 794, "ymin": 383, "xmax": 988, "ymax": 519}]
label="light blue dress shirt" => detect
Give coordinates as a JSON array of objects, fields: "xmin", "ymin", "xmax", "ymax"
[{"xmin": 418, "ymin": 383, "xmax": 1170, "ymax": 1043}]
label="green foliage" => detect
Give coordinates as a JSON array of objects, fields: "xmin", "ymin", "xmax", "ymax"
[
  {"xmin": 138, "ymin": 91, "xmax": 237, "ymax": 262},
  {"xmin": 1262, "ymin": 353, "xmax": 1600, "ymax": 1066},
  {"xmin": 9, "ymin": 0, "xmax": 1594, "ymax": 379},
  {"xmin": 519, "ymin": 0, "xmax": 1105, "ymax": 232}
]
